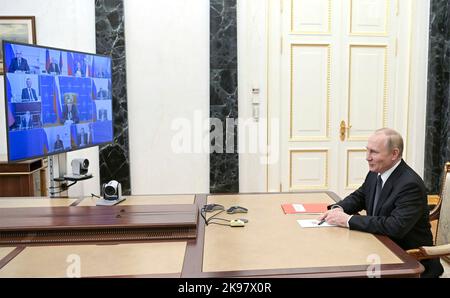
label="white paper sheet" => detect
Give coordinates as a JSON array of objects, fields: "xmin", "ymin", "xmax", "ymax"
[
  {"xmin": 292, "ymin": 204, "xmax": 306, "ymax": 212},
  {"xmin": 297, "ymin": 219, "xmax": 336, "ymax": 228}
]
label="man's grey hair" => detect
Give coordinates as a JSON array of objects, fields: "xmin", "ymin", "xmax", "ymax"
[{"xmin": 375, "ymin": 128, "xmax": 403, "ymax": 157}]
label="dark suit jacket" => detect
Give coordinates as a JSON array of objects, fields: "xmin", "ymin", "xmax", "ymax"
[
  {"xmin": 8, "ymin": 57, "xmax": 30, "ymax": 72},
  {"xmin": 335, "ymin": 160, "xmax": 432, "ymax": 250},
  {"xmin": 47, "ymin": 63, "xmax": 60, "ymax": 74},
  {"xmin": 21, "ymin": 88, "xmax": 38, "ymax": 101},
  {"xmin": 97, "ymin": 89, "xmax": 108, "ymax": 99},
  {"xmin": 77, "ymin": 132, "xmax": 89, "ymax": 146},
  {"xmin": 335, "ymin": 160, "xmax": 444, "ymax": 277},
  {"xmin": 54, "ymin": 140, "xmax": 64, "ymax": 151},
  {"xmin": 21, "ymin": 118, "xmax": 33, "ymax": 129},
  {"xmin": 61, "ymin": 104, "xmax": 79, "ymax": 124}
]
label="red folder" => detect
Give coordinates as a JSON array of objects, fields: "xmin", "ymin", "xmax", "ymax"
[{"xmin": 281, "ymin": 203, "xmax": 328, "ymax": 214}]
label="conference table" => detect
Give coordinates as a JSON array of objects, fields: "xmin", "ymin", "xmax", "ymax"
[{"xmin": 0, "ymin": 192, "xmax": 423, "ymax": 278}]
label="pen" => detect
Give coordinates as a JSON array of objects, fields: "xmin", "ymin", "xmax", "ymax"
[{"xmin": 317, "ymin": 219, "xmax": 326, "ymax": 225}]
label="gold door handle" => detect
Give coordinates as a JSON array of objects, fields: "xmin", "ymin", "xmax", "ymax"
[{"xmin": 340, "ymin": 121, "xmax": 352, "ymax": 141}]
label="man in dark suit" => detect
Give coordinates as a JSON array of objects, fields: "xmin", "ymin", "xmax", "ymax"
[
  {"xmin": 54, "ymin": 134, "xmax": 64, "ymax": 151},
  {"xmin": 47, "ymin": 58, "xmax": 60, "ymax": 75},
  {"xmin": 77, "ymin": 128, "xmax": 89, "ymax": 146},
  {"xmin": 61, "ymin": 99, "xmax": 79, "ymax": 124},
  {"xmin": 97, "ymin": 87, "xmax": 108, "ymax": 99},
  {"xmin": 21, "ymin": 78, "xmax": 38, "ymax": 101},
  {"xmin": 318, "ymin": 128, "xmax": 444, "ymax": 278},
  {"xmin": 8, "ymin": 51, "xmax": 30, "ymax": 73},
  {"xmin": 20, "ymin": 111, "xmax": 33, "ymax": 130},
  {"xmin": 99, "ymin": 109, "xmax": 108, "ymax": 121}
]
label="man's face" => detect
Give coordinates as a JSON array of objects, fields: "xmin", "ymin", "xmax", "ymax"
[
  {"xmin": 366, "ymin": 133, "xmax": 398, "ymax": 174},
  {"xmin": 16, "ymin": 52, "xmax": 22, "ymax": 59},
  {"xmin": 26, "ymin": 79, "xmax": 32, "ymax": 88}
]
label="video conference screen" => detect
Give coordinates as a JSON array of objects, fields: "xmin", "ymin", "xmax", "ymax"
[{"xmin": 2, "ymin": 41, "xmax": 113, "ymax": 162}]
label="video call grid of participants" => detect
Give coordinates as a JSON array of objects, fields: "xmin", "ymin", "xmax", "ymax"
[{"xmin": 5, "ymin": 44, "xmax": 113, "ymax": 154}]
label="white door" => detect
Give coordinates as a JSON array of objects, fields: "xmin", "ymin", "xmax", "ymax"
[{"xmin": 275, "ymin": 0, "xmax": 411, "ymax": 197}]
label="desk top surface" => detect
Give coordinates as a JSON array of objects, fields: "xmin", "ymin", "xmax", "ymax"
[
  {"xmin": 0, "ymin": 194, "xmax": 195, "ymax": 277},
  {"xmin": 0, "ymin": 194, "xmax": 195, "ymax": 208},
  {"xmin": 203, "ymin": 193, "xmax": 401, "ymax": 274},
  {"xmin": 0, "ymin": 192, "xmax": 422, "ymax": 278},
  {"xmin": 0, "ymin": 242, "xmax": 186, "ymax": 278}
]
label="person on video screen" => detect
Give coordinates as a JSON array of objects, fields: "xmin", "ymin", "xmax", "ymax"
[
  {"xmin": 8, "ymin": 51, "xmax": 30, "ymax": 73},
  {"xmin": 77, "ymin": 127, "xmax": 90, "ymax": 146},
  {"xmin": 47, "ymin": 57, "xmax": 61, "ymax": 75},
  {"xmin": 61, "ymin": 94, "xmax": 79, "ymax": 124},
  {"xmin": 74, "ymin": 61, "xmax": 86, "ymax": 77},
  {"xmin": 20, "ymin": 111, "xmax": 33, "ymax": 130},
  {"xmin": 21, "ymin": 78, "xmax": 38, "ymax": 102},
  {"xmin": 97, "ymin": 87, "xmax": 108, "ymax": 100},
  {"xmin": 54, "ymin": 134, "xmax": 64, "ymax": 151}
]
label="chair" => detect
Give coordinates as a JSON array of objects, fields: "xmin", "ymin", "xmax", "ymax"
[
  {"xmin": 407, "ymin": 244, "xmax": 450, "ymax": 260},
  {"xmin": 428, "ymin": 162, "xmax": 450, "ymax": 222},
  {"xmin": 407, "ymin": 162, "xmax": 450, "ymax": 262}
]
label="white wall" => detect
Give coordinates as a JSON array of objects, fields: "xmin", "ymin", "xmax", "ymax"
[
  {"xmin": 407, "ymin": 0, "xmax": 431, "ymax": 178},
  {"xmin": 124, "ymin": 0, "xmax": 209, "ymax": 194},
  {"xmin": 237, "ymin": 0, "xmax": 269, "ymax": 192},
  {"xmin": 0, "ymin": 0, "xmax": 100, "ymax": 196}
]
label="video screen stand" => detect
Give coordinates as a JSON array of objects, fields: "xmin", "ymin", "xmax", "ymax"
[{"xmin": 48, "ymin": 153, "xmax": 68, "ymax": 198}]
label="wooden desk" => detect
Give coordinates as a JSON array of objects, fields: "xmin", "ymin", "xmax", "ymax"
[
  {"xmin": 183, "ymin": 192, "xmax": 423, "ymax": 278},
  {"xmin": 0, "ymin": 193, "xmax": 422, "ymax": 278},
  {"xmin": 0, "ymin": 195, "xmax": 194, "ymax": 278},
  {"xmin": 0, "ymin": 196, "xmax": 77, "ymax": 208}
]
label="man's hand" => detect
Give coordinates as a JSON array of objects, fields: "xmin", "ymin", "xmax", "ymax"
[{"xmin": 317, "ymin": 207, "xmax": 351, "ymax": 227}]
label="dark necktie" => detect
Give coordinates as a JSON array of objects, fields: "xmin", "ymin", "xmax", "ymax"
[{"xmin": 373, "ymin": 175, "xmax": 383, "ymax": 215}]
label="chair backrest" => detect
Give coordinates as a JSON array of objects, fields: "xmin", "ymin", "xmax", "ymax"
[{"xmin": 436, "ymin": 163, "xmax": 450, "ymax": 254}]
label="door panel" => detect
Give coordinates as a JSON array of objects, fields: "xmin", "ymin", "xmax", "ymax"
[
  {"xmin": 338, "ymin": 0, "xmax": 398, "ymax": 196},
  {"xmin": 346, "ymin": 149, "xmax": 367, "ymax": 189},
  {"xmin": 290, "ymin": 149, "xmax": 328, "ymax": 190},
  {"xmin": 290, "ymin": 44, "xmax": 330, "ymax": 140},
  {"xmin": 347, "ymin": 45, "xmax": 388, "ymax": 140},
  {"xmin": 278, "ymin": 0, "xmax": 405, "ymax": 197},
  {"xmin": 350, "ymin": 0, "xmax": 389, "ymax": 35},
  {"xmin": 291, "ymin": 0, "xmax": 331, "ymax": 34}
]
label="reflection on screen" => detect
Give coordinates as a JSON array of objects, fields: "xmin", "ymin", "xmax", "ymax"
[{"xmin": 2, "ymin": 41, "xmax": 113, "ymax": 162}]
